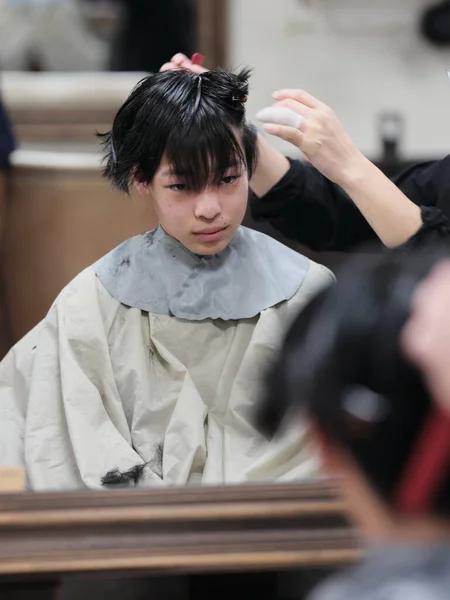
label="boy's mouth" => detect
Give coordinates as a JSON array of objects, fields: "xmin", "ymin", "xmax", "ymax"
[{"xmin": 193, "ymin": 226, "xmax": 228, "ymax": 241}]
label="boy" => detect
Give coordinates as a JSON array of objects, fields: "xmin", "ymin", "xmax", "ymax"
[{"xmin": 0, "ymin": 68, "xmax": 333, "ymax": 490}]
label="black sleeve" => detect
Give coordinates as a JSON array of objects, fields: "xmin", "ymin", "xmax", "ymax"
[
  {"xmin": 390, "ymin": 155, "xmax": 450, "ymax": 211},
  {"xmin": 250, "ymin": 156, "xmax": 450, "ymax": 252},
  {"xmin": 397, "ymin": 206, "xmax": 450, "ymax": 252}
]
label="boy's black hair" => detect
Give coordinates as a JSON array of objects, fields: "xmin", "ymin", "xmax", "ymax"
[
  {"xmin": 258, "ymin": 249, "xmax": 450, "ymax": 516},
  {"xmin": 98, "ymin": 68, "xmax": 258, "ymax": 194}
]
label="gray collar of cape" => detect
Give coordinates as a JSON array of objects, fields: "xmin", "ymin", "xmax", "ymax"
[{"xmin": 93, "ymin": 226, "xmax": 310, "ymax": 321}]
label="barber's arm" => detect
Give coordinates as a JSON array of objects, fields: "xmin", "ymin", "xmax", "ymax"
[
  {"xmin": 257, "ymin": 89, "xmax": 442, "ymax": 249},
  {"xmin": 255, "ymin": 90, "xmax": 450, "ymax": 250},
  {"xmin": 252, "ymin": 147, "xmax": 450, "ymax": 251},
  {"xmin": 250, "ymin": 143, "xmax": 378, "ymax": 251}
]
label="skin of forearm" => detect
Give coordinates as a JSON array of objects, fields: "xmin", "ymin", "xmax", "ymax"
[
  {"xmin": 249, "ymin": 135, "xmax": 290, "ymax": 198},
  {"xmin": 338, "ymin": 157, "xmax": 422, "ymax": 248}
]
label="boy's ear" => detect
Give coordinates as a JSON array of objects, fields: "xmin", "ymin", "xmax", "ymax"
[{"xmin": 134, "ymin": 179, "xmax": 150, "ymax": 197}]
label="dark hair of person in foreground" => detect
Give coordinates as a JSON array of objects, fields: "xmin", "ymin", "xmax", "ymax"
[{"xmin": 258, "ymin": 248, "xmax": 450, "ymax": 516}]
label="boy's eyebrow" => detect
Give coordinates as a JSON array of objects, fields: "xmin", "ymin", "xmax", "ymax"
[
  {"xmin": 160, "ymin": 160, "xmax": 242, "ymax": 179},
  {"xmin": 160, "ymin": 169, "xmax": 185, "ymax": 178}
]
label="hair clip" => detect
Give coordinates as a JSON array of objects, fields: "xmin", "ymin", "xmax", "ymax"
[{"xmin": 232, "ymin": 95, "xmax": 248, "ymax": 104}]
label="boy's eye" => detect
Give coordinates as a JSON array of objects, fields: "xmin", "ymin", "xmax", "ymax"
[
  {"xmin": 167, "ymin": 173, "xmax": 241, "ymax": 191},
  {"xmin": 221, "ymin": 174, "xmax": 240, "ymax": 185},
  {"xmin": 169, "ymin": 183, "xmax": 189, "ymax": 192}
]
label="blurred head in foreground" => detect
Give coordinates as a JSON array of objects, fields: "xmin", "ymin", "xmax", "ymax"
[{"xmin": 259, "ymin": 249, "xmax": 450, "ymax": 541}]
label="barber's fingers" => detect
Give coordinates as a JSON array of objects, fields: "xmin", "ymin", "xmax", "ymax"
[
  {"xmin": 263, "ymin": 124, "xmax": 304, "ymax": 147},
  {"xmin": 160, "ymin": 62, "xmax": 176, "ymax": 72},
  {"xmin": 171, "ymin": 53, "xmax": 194, "ymax": 70},
  {"xmin": 169, "ymin": 53, "xmax": 207, "ymax": 74},
  {"xmin": 162, "ymin": 59, "xmax": 207, "ymax": 74},
  {"xmin": 264, "ymin": 122, "xmax": 324, "ymax": 157},
  {"xmin": 186, "ymin": 63, "xmax": 208, "ymax": 74},
  {"xmin": 171, "ymin": 53, "xmax": 189, "ymax": 66},
  {"xmin": 272, "ymin": 89, "xmax": 322, "ymax": 109}
]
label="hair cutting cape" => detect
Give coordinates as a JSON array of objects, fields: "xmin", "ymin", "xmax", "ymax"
[{"xmin": 0, "ymin": 227, "xmax": 334, "ymax": 490}]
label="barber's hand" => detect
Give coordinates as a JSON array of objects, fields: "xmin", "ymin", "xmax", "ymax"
[
  {"xmin": 160, "ymin": 53, "xmax": 208, "ymax": 74},
  {"xmin": 262, "ymin": 89, "xmax": 368, "ymax": 188},
  {"xmin": 401, "ymin": 260, "xmax": 450, "ymax": 414}
]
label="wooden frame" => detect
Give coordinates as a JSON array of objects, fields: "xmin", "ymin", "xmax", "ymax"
[{"xmin": 0, "ymin": 481, "xmax": 360, "ymax": 580}]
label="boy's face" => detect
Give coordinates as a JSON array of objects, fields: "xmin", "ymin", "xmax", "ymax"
[{"xmin": 137, "ymin": 155, "xmax": 249, "ymax": 256}]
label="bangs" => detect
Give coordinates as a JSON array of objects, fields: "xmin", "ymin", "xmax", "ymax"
[
  {"xmin": 163, "ymin": 118, "xmax": 249, "ymax": 192},
  {"xmin": 100, "ymin": 68, "xmax": 258, "ymax": 194}
]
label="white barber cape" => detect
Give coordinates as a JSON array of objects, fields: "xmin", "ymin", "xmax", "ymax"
[{"xmin": 0, "ymin": 226, "xmax": 334, "ymax": 491}]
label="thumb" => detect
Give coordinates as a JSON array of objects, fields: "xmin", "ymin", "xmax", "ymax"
[
  {"xmin": 263, "ymin": 124, "xmax": 303, "ymax": 148},
  {"xmin": 160, "ymin": 62, "xmax": 177, "ymax": 72}
]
